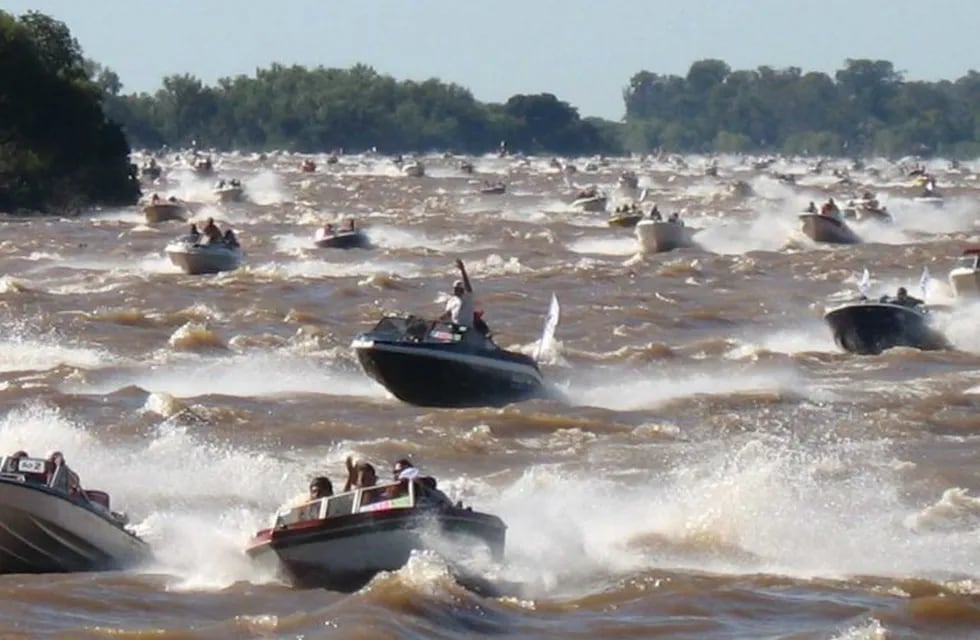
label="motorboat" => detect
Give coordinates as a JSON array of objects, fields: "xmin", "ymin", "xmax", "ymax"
[
  {"xmin": 165, "ymin": 237, "xmax": 242, "ymax": 275},
  {"xmin": 0, "ymin": 454, "xmax": 149, "ymax": 574},
  {"xmin": 608, "ymin": 212, "xmax": 643, "ymax": 228},
  {"xmin": 571, "ymin": 188, "xmax": 607, "ymax": 212},
  {"xmin": 214, "ymin": 181, "xmax": 246, "ymax": 203},
  {"xmin": 618, "ymin": 170, "xmax": 639, "ymax": 190},
  {"xmin": 824, "ymin": 299, "xmax": 949, "ymax": 355},
  {"xmin": 949, "ymin": 248, "xmax": 980, "ymax": 298},
  {"xmin": 458, "ymin": 160, "xmax": 475, "ymax": 174},
  {"xmin": 799, "ymin": 213, "xmax": 861, "ymax": 244},
  {"xmin": 402, "ymin": 161, "xmax": 425, "ymax": 178},
  {"xmin": 313, "ymin": 226, "xmax": 370, "ymax": 249},
  {"xmin": 479, "ymin": 182, "xmax": 506, "ymax": 195},
  {"xmin": 352, "ymin": 316, "xmax": 547, "ymax": 408},
  {"xmin": 140, "ymin": 161, "xmax": 162, "ymax": 180},
  {"xmin": 143, "ymin": 200, "xmax": 187, "ymax": 224},
  {"xmin": 192, "ymin": 157, "xmax": 214, "ymax": 176},
  {"xmin": 635, "ymin": 219, "xmax": 696, "ymax": 253},
  {"xmin": 842, "ymin": 199, "xmax": 892, "ymax": 222},
  {"xmin": 246, "ymin": 477, "xmax": 505, "ymax": 590}
]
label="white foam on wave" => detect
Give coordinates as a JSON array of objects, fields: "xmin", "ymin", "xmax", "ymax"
[
  {"xmin": 249, "ymin": 257, "xmax": 426, "ymax": 280},
  {"xmin": 695, "ymin": 208, "xmax": 797, "ymax": 255},
  {"xmin": 0, "ymin": 325, "xmax": 110, "ymax": 373},
  {"xmin": 483, "ymin": 432, "xmax": 980, "ymax": 597},
  {"xmin": 564, "ymin": 363, "xmax": 807, "ymax": 411},
  {"xmin": 567, "ymin": 235, "xmax": 637, "ymax": 256},
  {"xmin": 59, "ymin": 350, "xmax": 387, "ymax": 400}
]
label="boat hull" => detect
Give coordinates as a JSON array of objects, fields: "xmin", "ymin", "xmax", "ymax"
[
  {"xmin": 571, "ymin": 196, "xmax": 607, "ymax": 212},
  {"xmin": 247, "ymin": 508, "xmax": 505, "ymax": 590},
  {"xmin": 354, "ymin": 340, "xmax": 544, "ymax": 408},
  {"xmin": 824, "ymin": 302, "xmax": 949, "ymax": 355},
  {"xmin": 166, "ymin": 242, "xmax": 242, "ymax": 275},
  {"xmin": 143, "ymin": 203, "xmax": 187, "ymax": 224},
  {"xmin": 608, "ymin": 213, "xmax": 643, "ymax": 228},
  {"xmin": 0, "ymin": 481, "xmax": 148, "ymax": 574},
  {"xmin": 214, "ymin": 187, "xmax": 244, "ymax": 203},
  {"xmin": 799, "ymin": 214, "xmax": 861, "ymax": 244},
  {"xmin": 635, "ymin": 220, "xmax": 696, "ymax": 253},
  {"xmin": 313, "ymin": 230, "xmax": 370, "ymax": 249},
  {"xmin": 949, "ymin": 267, "xmax": 980, "ymax": 298}
]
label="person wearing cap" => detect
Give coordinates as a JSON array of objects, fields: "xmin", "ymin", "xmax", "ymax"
[{"xmin": 440, "ymin": 258, "xmax": 475, "ymax": 331}]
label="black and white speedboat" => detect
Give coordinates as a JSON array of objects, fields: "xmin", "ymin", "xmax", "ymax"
[
  {"xmin": 799, "ymin": 213, "xmax": 861, "ymax": 244},
  {"xmin": 0, "ymin": 455, "xmax": 149, "ymax": 574},
  {"xmin": 352, "ymin": 296, "xmax": 559, "ymax": 408},
  {"xmin": 824, "ymin": 299, "xmax": 949, "ymax": 355},
  {"xmin": 246, "ymin": 478, "xmax": 505, "ymax": 590}
]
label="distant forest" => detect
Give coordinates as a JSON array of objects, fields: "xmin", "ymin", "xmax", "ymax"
[{"xmin": 104, "ymin": 58, "xmax": 980, "ymax": 158}]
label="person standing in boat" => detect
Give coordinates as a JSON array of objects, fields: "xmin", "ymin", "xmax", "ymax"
[{"xmin": 440, "ymin": 258, "xmax": 475, "ymax": 332}]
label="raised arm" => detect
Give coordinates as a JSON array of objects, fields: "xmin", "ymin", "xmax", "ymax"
[{"xmin": 455, "ymin": 258, "xmax": 472, "ymax": 292}]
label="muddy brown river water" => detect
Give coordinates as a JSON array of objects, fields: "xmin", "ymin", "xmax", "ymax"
[{"xmin": 0, "ymin": 152, "xmax": 978, "ymax": 639}]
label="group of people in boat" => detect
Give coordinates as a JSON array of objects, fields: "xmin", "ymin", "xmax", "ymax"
[
  {"xmin": 321, "ymin": 218, "xmax": 357, "ymax": 235},
  {"xmin": 214, "ymin": 178, "xmax": 242, "ymax": 190},
  {"xmin": 298, "ymin": 456, "xmax": 447, "ymax": 520},
  {"xmin": 805, "ymin": 198, "xmax": 843, "ymax": 221},
  {"xmin": 187, "ymin": 218, "xmax": 239, "ymax": 247},
  {"xmin": 647, "ymin": 204, "xmax": 684, "ymax": 224},
  {"xmin": 149, "ymin": 193, "xmax": 180, "ymax": 205},
  {"xmin": 2, "ymin": 450, "xmax": 82, "ymax": 497}
]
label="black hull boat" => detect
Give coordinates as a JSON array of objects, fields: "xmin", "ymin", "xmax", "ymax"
[
  {"xmin": 824, "ymin": 301, "xmax": 949, "ymax": 355},
  {"xmin": 246, "ymin": 479, "xmax": 505, "ymax": 591},
  {"xmin": 352, "ymin": 316, "xmax": 546, "ymax": 408},
  {"xmin": 0, "ymin": 456, "xmax": 149, "ymax": 574},
  {"xmin": 799, "ymin": 214, "xmax": 861, "ymax": 244},
  {"xmin": 313, "ymin": 228, "xmax": 370, "ymax": 249}
]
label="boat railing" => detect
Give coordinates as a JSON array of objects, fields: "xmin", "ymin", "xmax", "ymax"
[
  {"xmin": 275, "ymin": 480, "xmax": 418, "ymax": 528},
  {"xmin": 368, "ymin": 316, "xmax": 466, "ymax": 344},
  {"xmin": 0, "ymin": 456, "xmax": 49, "ymax": 485}
]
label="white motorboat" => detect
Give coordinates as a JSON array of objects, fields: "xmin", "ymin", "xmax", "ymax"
[
  {"xmin": 165, "ymin": 237, "xmax": 242, "ymax": 275},
  {"xmin": 0, "ymin": 454, "xmax": 149, "ymax": 574},
  {"xmin": 635, "ymin": 219, "xmax": 697, "ymax": 253},
  {"xmin": 143, "ymin": 200, "xmax": 187, "ymax": 224},
  {"xmin": 949, "ymin": 248, "xmax": 980, "ymax": 298},
  {"xmin": 246, "ymin": 478, "xmax": 505, "ymax": 590}
]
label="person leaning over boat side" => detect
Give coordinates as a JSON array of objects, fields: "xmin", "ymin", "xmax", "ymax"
[{"xmin": 46, "ymin": 451, "xmax": 81, "ymax": 497}]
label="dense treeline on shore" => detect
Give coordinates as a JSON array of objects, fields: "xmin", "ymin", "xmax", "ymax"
[
  {"xmin": 4, "ymin": 10, "xmax": 980, "ymax": 213},
  {"xmin": 102, "ymin": 64, "xmax": 614, "ymax": 155},
  {"xmin": 107, "ymin": 57, "xmax": 980, "ymax": 158},
  {"xmin": 622, "ymin": 59, "xmax": 980, "ymax": 158},
  {"xmin": 0, "ymin": 11, "xmax": 139, "ymax": 213}
]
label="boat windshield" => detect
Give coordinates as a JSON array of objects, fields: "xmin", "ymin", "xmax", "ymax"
[
  {"xmin": 274, "ymin": 480, "xmax": 417, "ymax": 527},
  {"xmin": 367, "ymin": 316, "xmax": 465, "ymax": 345}
]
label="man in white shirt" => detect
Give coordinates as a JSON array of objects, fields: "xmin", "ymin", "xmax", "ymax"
[{"xmin": 441, "ymin": 258, "xmax": 474, "ymax": 329}]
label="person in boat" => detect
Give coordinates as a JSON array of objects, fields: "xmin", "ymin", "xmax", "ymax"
[
  {"xmin": 223, "ymin": 229, "xmax": 239, "ymax": 248},
  {"xmin": 322, "ymin": 222, "xmax": 335, "ymax": 236},
  {"xmin": 151, "ymin": 193, "xmax": 161, "ymax": 204},
  {"xmin": 309, "ymin": 476, "xmax": 333, "ymax": 500},
  {"xmin": 820, "ymin": 198, "xmax": 840, "ymax": 219},
  {"xmin": 46, "ymin": 451, "xmax": 81, "ymax": 497},
  {"xmin": 1, "ymin": 450, "xmax": 28, "ymax": 473},
  {"xmin": 215, "ymin": 179, "xmax": 226, "ymax": 189},
  {"xmin": 230, "ymin": 179, "xmax": 241, "ymax": 188},
  {"xmin": 343, "ymin": 218, "xmax": 355, "ymax": 231},
  {"xmin": 893, "ymin": 286, "xmax": 923, "ymax": 308},
  {"xmin": 805, "ymin": 201, "xmax": 817, "ymax": 213},
  {"xmin": 343, "ymin": 457, "xmax": 377, "ymax": 492},
  {"xmin": 649, "ymin": 204, "xmax": 662, "ymax": 221},
  {"xmin": 167, "ymin": 195, "xmax": 178, "ymax": 203},
  {"xmin": 439, "ymin": 258, "xmax": 479, "ymax": 336},
  {"xmin": 188, "ymin": 223, "xmax": 201, "ymax": 243},
  {"xmin": 668, "ymin": 212, "xmax": 684, "ymax": 225},
  {"xmin": 202, "ymin": 217, "xmax": 222, "ymax": 244}
]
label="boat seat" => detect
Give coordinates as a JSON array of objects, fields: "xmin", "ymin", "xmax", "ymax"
[{"xmin": 84, "ymin": 490, "xmax": 111, "ymax": 510}]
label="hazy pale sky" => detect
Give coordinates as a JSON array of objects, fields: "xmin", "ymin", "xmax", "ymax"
[{"xmin": 6, "ymin": 0, "xmax": 979, "ymax": 120}]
